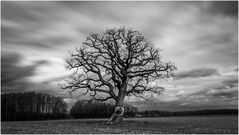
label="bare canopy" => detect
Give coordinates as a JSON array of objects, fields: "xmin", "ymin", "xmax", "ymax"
[{"xmin": 61, "ymin": 27, "xmax": 176, "ymax": 122}]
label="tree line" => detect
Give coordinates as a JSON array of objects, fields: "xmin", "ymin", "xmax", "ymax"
[
  {"xmin": 1, "ymin": 92, "xmax": 68, "ymax": 121},
  {"xmin": 136, "ymin": 109, "xmax": 238, "ymax": 117},
  {"xmin": 70, "ymin": 100, "xmax": 138, "ymax": 118},
  {"xmin": 2, "ymin": 92, "xmax": 236, "ymax": 121},
  {"xmin": 1, "ymin": 92, "xmax": 139, "ymax": 121}
]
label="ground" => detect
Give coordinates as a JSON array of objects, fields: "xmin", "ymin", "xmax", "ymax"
[{"xmin": 1, "ymin": 116, "xmax": 238, "ymax": 134}]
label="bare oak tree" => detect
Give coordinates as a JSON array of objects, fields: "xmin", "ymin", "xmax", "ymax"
[{"xmin": 61, "ymin": 27, "xmax": 176, "ymax": 123}]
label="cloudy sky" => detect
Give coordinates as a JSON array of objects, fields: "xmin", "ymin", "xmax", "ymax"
[{"xmin": 1, "ymin": 1, "xmax": 238, "ymax": 111}]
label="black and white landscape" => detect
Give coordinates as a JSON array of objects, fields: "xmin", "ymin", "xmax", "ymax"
[{"xmin": 1, "ymin": 1, "xmax": 238, "ymax": 134}]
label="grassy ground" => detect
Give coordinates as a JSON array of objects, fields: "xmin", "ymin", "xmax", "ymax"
[{"xmin": 1, "ymin": 115, "xmax": 238, "ymax": 134}]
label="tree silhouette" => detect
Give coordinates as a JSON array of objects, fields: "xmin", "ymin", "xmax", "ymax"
[
  {"xmin": 69, "ymin": 100, "xmax": 115, "ymax": 118},
  {"xmin": 69, "ymin": 100, "xmax": 138, "ymax": 119},
  {"xmin": 62, "ymin": 27, "xmax": 176, "ymax": 123},
  {"xmin": 1, "ymin": 92, "xmax": 68, "ymax": 121}
]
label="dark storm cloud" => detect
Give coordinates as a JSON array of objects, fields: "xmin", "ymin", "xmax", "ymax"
[
  {"xmin": 1, "ymin": 1, "xmax": 76, "ymax": 49},
  {"xmin": 2, "ymin": 53, "xmax": 33, "ymax": 83},
  {"xmin": 176, "ymin": 68, "xmax": 220, "ymax": 79},
  {"xmin": 222, "ymin": 78, "xmax": 238, "ymax": 88},
  {"xmin": 1, "ymin": 1, "xmax": 64, "ymax": 25},
  {"xmin": 188, "ymin": 80, "xmax": 238, "ymax": 102},
  {"xmin": 1, "ymin": 2, "xmax": 39, "ymax": 23},
  {"xmin": 1, "ymin": 52, "xmax": 48, "ymax": 93},
  {"xmin": 208, "ymin": 1, "xmax": 238, "ymax": 17},
  {"xmin": 209, "ymin": 90, "xmax": 238, "ymax": 99},
  {"xmin": 208, "ymin": 77, "xmax": 238, "ymax": 91},
  {"xmin": 206, "ymin": 89, "xmax": 238, "ymax": 102}
]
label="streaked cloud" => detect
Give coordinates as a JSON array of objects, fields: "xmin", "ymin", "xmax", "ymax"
[
  {"xmin": 222, "ymin": 78, "xmax": 238, "ymax": 88},
  {"xmin": 176, "ymin": 68, "xmax": 220, "ymax": 80},
  {"xmin": 1, "ymin": 52, "xmax": 48, "ymax": 93}
]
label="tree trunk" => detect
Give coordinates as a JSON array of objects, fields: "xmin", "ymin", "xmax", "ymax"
[
  {"xmin": 108, "ymin": 80, "xmax": 127, "ymax": 123},
  {"xmin": 108, "ymin": 94, "xmax": 125, "ymax": 123}
]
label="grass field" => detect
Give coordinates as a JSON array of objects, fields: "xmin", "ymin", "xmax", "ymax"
[{"xmin": 1, "ymin": 115, "xmax": 238, "ymax": 134}]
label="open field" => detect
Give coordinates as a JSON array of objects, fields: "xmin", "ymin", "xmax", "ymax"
[{"xmin": 1, "ymin": 116, "xmax": 238, "ymax": 134}]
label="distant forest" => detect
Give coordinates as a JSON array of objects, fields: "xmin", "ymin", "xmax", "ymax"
[
  {"xmin": 1, "ymin": 92, "xmax": 238, "ymax": 121},
  {"xmin": 70, "ymin": 100, "xmax": 138, "ymax": 118},
  {"xmin": 1, "ymin": 92, "xmax": 68, "ymax": 121},
  {"xmin": 138, "ymin": 109, "xmax": 238, "ymax": 117}
]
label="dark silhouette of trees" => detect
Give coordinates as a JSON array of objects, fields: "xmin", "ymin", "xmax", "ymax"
[
  {"xmin": 69, "ymin": 100, "xmax": 138, "ymax": 118},
  {"xmin": 135, "ymin": 109, "xmax": 238, "ymax": 117},
  {"xmin": 70, "ymin": 100, "xmax": 115, "ymax": 118},
  {"xmin": 61, "ymin": 27, "xmax": 176, "ymax": 123},
  {"xmin": 124, "ymin": 104, "xmax": 138, "ymax": 117},
  {"xmin": 1, "ymin": 92, "xmax": 68, "ymax": 121}
]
